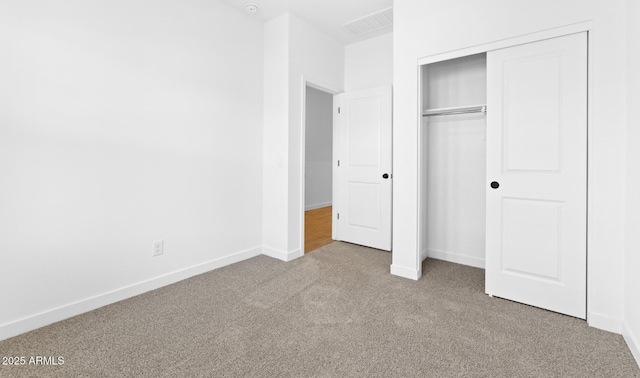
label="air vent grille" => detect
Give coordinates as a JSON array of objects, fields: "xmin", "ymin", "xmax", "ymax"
[{"xmin": 341, "ymin": 7, "xmax": 393, "ymax": 36}]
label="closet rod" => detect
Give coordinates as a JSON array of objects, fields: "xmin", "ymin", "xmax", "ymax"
[{"xmin": 422, "ymin": 105, "xmax": 487, "ymax": 117}]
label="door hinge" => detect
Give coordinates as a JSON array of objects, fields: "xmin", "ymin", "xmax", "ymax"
[
  {"xmin": 337, "ymin": 160, "xmax": 340, "ymax": 167},
  {"xmin": 338, "ymin": 107, "xmax": 341, "ymax": 114},
  {"xmin": 337, "ymin": 213, "xmax": 340, "ymax": 220}
]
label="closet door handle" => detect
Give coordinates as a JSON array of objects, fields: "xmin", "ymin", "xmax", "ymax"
[
  {"xmin": 490, "ymin": 181, "xmax": 499, "ymax": 189},
  {"xmin": 382, "ymin": 173, "xmax": 390, "ymax": 179}
]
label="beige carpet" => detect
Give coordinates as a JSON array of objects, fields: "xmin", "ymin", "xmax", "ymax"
[{"xmin": 1, "ymin": 242, "xmax": 638, "ymax": 377}]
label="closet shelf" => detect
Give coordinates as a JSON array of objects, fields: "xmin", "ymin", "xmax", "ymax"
[{"xmin": 422, "ymin": 104, "xmax": 487, "ymax": 117}]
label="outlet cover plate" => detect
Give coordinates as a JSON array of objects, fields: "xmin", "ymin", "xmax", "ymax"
[{"xmin": 152, "ymin": 240, "xmax": 164, "ymax": 256}]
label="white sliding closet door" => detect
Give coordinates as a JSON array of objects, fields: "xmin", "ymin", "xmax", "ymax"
[{"xmin": 485, "ymin": 33, "xmax": 587, "ymax": 319}]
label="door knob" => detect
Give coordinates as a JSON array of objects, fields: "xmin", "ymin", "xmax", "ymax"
[
  {"xmin": 490, "ymin": 181, "xmax": 499, "ymax": 189},
  {"xmin": 382, "ymin": 173, "xmax": 390, "ymax": 179}
]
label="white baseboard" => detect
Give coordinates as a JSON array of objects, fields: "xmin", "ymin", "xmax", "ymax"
[
  {"xmin": 304, "ymin": 202, "xmax": 332, "ymax": 211},
  {"xmin": 623, "ymin": 323, "xmax": 640, "ymax": 369},
  {"xmin": 588, "ymin": 311, "xmax": 623, "ymax": 334},
  {"xmin": 262, "ymin": 247, "xmax": 303, "ymax": 262},
  {"xmin": 426, "ymin": 249, "xmax": 485, "ymax": 269},
  {"xmin": 0, "ymin": 246, "xmax": 262, "ymax": 342},
  {"xmin": 390, "ymin": 264, "xmax": 422, "ymax": 280}
]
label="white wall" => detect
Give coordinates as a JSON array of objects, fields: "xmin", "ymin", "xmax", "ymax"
[
  {"xmin": 263, "ymin": 13, "xmax": 344, "ymax": 260},
  {"xmin": 624, "ymin": 0, "xmax": 640, "ymax": 366},
  {"xmin": 304, "ymin": 87, "xmax": 333, "ymax": 210},
  {"xmin": 393, "ymin": 0, "xmax": 628, "ymax": 333},
  {"xmin": 422, "ymin": 54, "xmax": 487, "ymax": 268},
  {"xmin": 262, "ymin": 14, "xmax": 291, "ymax": 256},
  {"xmin": 344, "ymin": 32, "xmax": 393, "ymax": 91},
  {"xmin": 288, "ymin": 15, "xmax": 344, "ymax": 253},
  {"xmin": 0, "ymin": 0, "xmax": 264, "ymax": 340}
]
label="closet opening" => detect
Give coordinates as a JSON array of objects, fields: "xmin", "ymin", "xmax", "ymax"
[{"xmin": 419, "ymin": 52, "xmax": 488, "ymax": 269}]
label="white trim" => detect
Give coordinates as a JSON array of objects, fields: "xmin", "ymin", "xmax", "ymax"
[
  {"xmin": 426, "ymin": 249, "xmax": 485, "ymax": 269},
  {"xmin": 587, "ymin": 311, "xmax": 623, "ymax": 334},
  {"xmin": 623, "ymin": 323, "xmax": 640, "ymax": 369},
  {"xmin": 305, "ymin": 81, "xmax": 340, "ymax": 95},
  {"xmin": 300, "ymin": 81, "xmax": 307, "ymax": 261},
  {"xmin": 418, "ymin": 20, "xmax": 594, "ymax": 65},
  {"xmin": 416, "ymin": 63, "xmax": 426, "ymax": 278},
  {"xmin": 262, "ymin": 246, "xmax": 303, "ymax": 262},
  {"xmin": 390, "ymin": 264, "xmax": 422, "ymax": 280},
  {"xmin": 0, "ymin": 246, "xmax": 262, "ymax": 342},
  {"xmin": 305, "ymin": 202, "xmax": 332, "ymax": 211},
  {"xmin": 586, "ymin": 28, "xmax": 596, "ymax": 338}
]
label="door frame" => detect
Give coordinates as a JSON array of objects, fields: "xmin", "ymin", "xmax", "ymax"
[
  {"xmin": 300, "ymin": 76, "xmax": 341, "ymax": 254},
  {"xmin": 416, "ymin": 20, "xmax": 594, "ymax": 320}
]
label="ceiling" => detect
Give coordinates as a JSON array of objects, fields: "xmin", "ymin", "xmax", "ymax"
[{"xmin": 217, "ymin": 0, "xmax": 394, "ymax": 44}]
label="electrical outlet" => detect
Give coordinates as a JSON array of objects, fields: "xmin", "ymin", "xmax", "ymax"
[{"xmin": 152, "ymin": 240, "xmax": 164, "ymax": 256}]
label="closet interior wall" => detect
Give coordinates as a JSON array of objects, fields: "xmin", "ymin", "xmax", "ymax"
[{"xmin": 420, "ymin": 53, "xmax": 488, "ymax": 269}]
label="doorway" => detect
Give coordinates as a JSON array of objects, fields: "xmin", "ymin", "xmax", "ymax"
[{"xmin": 303, "ymin": 85, "xmax": 334, "ymax": 253}]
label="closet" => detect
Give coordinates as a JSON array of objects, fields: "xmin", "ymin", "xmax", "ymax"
[
  {"xmin": 419, "ymin": 33, "xmax": 588, "ymax": 319},
  {"xmin": 420, "ymin": 53, "xmax": 487, "ymax": 269}
]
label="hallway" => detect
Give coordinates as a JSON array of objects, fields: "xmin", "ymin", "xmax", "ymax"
[{"xmin": 304, "ymin": 206, "xmax": 332, "ymax": 253}]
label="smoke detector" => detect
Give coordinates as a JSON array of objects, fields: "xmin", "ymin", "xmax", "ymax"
[{"xmin": 246, "ymin": 4, "xmax": 258, "ymax": 14}]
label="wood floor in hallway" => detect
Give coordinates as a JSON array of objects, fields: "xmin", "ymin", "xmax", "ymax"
[{"xmin": 304, "ymin": 206, "xmax": 333, "ymax": 253}]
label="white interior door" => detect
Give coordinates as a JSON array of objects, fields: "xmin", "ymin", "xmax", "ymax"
[
  {"xmin": 335, "ymin": 86, "xmax": 392, "ymax": 251},
  {"xmin": 485, "ymin": 33, "xmax": 587, "ymax": 319}
]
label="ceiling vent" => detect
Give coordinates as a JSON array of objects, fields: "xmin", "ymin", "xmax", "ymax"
[{"xmin": 341, "ymin": 7, "xmax": 393, "ymax": 36}]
